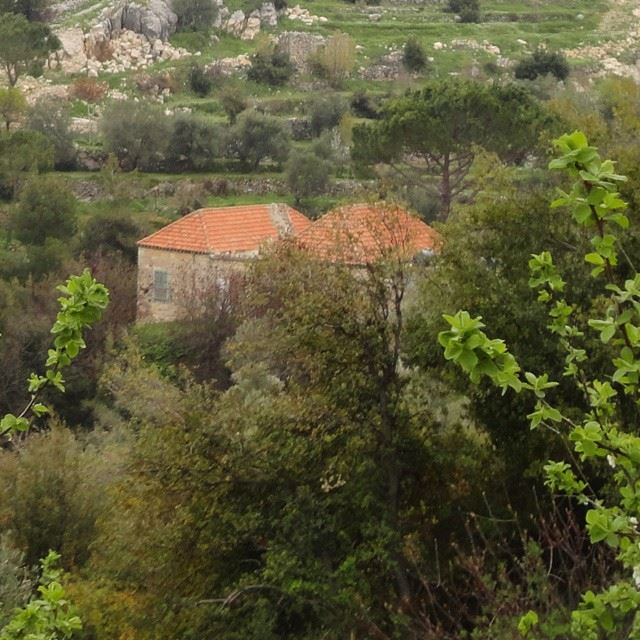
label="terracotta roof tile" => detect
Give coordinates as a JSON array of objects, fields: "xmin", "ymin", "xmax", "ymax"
[
  {"xmin": 299, "ymin": 203, "xmax": 440, "ymax": 265},
  {"xmin": 137, "ymin": 204, "xmax": 311, "ymax": 254}
]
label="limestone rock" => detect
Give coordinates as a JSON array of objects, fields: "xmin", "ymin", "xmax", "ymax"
[
  {"xmin": 276, "ymin": 31, "xmax": 326, "ymax": 70},
  {"xmin": 225, "ymin": 10, "xmax": 245, "ymax": 36},
  {"xmin": 241, "ymin": 10, "xmax": 262, "ymax": 40},
  {"xmin": 260, "ymin": 2, "xmax": 277, "ymax": 27}
]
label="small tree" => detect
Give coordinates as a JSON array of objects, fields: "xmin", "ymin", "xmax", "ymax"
[
  {"xmin": 309, "ymin": 93, "xmax": 348, "ymax": 136},
  {"xmin": 228, "ymin": 110, "xmax": 290, "ymax": 170},
  {"xmin": 101, "ymin": 101, "xmax": 172, "ymax": 171},
  {"xmin": 167, "ymin": 113, "xmax": 220, "ymax": 172},
  {"xmin": 402, "ymin": 37, "xmax": 427, "ymax": 73},
  {"xmin": 515, "ymin": 48, "xmax": 570, "ymax": 82},
  {"xmin": 313, "ymin": 33, "xmax": 356, "ymax": 88},
  {"xmin": 0, "ymin": 88, "xmax": 26, "ymax": 132},
  {"xmin": 187, "ymin": 63, "xmax": 214, "ymax": 97},
  {"xmin": 26, "ymin": 98, "xmax": 76, "ymax": 170},
  {"xmin": 219, "ymin": 85, "xmax": 248, "ymax": 124},
  {"xmin": 11, "ymin": 175, "xmax": 77, "ymax": 246},
  {"xmin": 173, "ymin": 0, "xmax": 217, "ymax": 31},
  {"xmin": 0, "ymin": 14, "xmax": 60, "ymax": 86},
  {"xmin": 0, "ymin": 130, "xmax": 53, "ymax": 199},
  {"xmin": 286, "ymin": 149, "xmax": 331, "ymax": 204},
  {"xmin": 247, "ymin": 50, "xmax": 294, "ymax": 86}
]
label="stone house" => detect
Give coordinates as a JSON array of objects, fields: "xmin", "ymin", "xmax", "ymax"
[
  {"xmin": 298, "ymin": 202, "xmax": 440, "ymax": 266},
  {"xmin": 136, "ymin": 203, "xmax": 311, "ymax": 322}
]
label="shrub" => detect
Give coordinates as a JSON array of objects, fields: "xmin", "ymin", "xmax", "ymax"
[
  {"xmin": 350, "ymin": 91, "xmax": 381, "ymax": 119},
  {"xmin": 247, "ymin": 50, "xmax": 294, "ymax": 86},
  {"xmin": 286, "ymin": 149, "xmax": 331, "ymax": 203},
  {"xmin": 187, "ymin": 63, "xmax": 214, "ymax": 96},
  {"xmin": 0, "ymin": 425, "xmax": 123, "ymax": 569},
  {"xmin": 0, "ymin": 87, "xmax": 26, "ymax": 132},
  {"xmin": 219, "ymin": 84, "xmax": 248, "ymax": 123},
  {"xmin": 11, "ymin": 175, "xmax": 77, "ymax": 246},
  {"xmin": 514, "ymin": 48, "xmax": 570, "ymax": 81},
  {"xmin": 167, "ymin": 113, "xmax": 220, "ymax": 171},
  {"xmin": 403, "ymin": 37, "xmax": 427, "ymax": 72},
  {"xmin": 228, "ymin": 110, "xmax": 290, "ymax": 170},
  {"xmin": 312, "ymin": 33, "xmax": 356, "ymax": 87},
  {"xmin": 80, "ymin": 210, "xmax": 140, "ymax": 262},
  {"xmin": 68, "ymin": 76, "xmax": 107, "ymax": 103},
  {"xmin": 309, "ymin": 93, "xmax": 348, "ymax": 136},
  {"xmin": 446, "ymin": 0, "xmax": 480, "ymax": 22},
  {"xmin": 101, "ymin": 101, "xmax": 172, "ymax": 171},
  {"xmin": 0, "ymin": 130, "xmax": 53, "ymax": 199},
  {"xmin": 26, "ymin": 98, "xmax": 76, "ymax": 170},
  {"xmin": 173, "ymin": 0, "xmax": 217, "ymax": 31}
]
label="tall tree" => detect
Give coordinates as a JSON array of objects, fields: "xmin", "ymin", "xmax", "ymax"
[{"xmin": 353, "ymin": 80, "xmax": 552, "ymax": 218}]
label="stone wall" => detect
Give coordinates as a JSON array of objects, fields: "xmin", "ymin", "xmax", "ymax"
[{"xmin": 137, "ymin": 246, "xmax": 253, "ymax": 322}]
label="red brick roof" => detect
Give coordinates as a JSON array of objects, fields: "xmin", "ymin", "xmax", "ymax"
[
  {"xmin": 299, "ymin": 203, "xmax": 440, "ymax": 265},
  {"xmin": 137, "ymin": 204, "xmax": 311, "ymax": 254}
]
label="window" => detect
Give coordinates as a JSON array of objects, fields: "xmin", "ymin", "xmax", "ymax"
[{"xmin": 153, "ymin": 269, "xmax": 170, "ymax": 302}]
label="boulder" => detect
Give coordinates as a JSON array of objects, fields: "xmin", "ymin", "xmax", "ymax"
[
  {"xmin": 241, "ymin": 10, "xmax": 261, "ymax": 40},
  {"xmin": 225, "ymin": 9, "xmax": 245, "ymax": 36},
  {"xmin": 101, "ymin": 0, "xmax": 177, "ymax": 42},
  {"xmin": 260, "ymin": 2, "xmax": 277, "ymax": 27}
]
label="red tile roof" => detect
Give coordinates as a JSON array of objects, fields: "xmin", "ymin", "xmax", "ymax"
[
  {"xmin": 137, "ymin": 204, "xmax": 311, "ymax": 254},
  {"xmin": 299, "ymin": 203, "xmax": 440, "ymax": 265}
]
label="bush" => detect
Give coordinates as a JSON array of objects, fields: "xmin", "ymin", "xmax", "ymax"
[
  {"xmin": 187, "ymin": 63, "xmax": 214, "ymax": 96},
  {"xmin": 80, "ymin": 210, "xmax": 140, "ymax": 262},
  {"xmin": 11, "ymin": 175, "xmax": 77, "ymax": 246},
  {"xmin": 0, "ymin": 87, "xmax": 26, "ymax": 132},
  {"xmin": 167, "ymin": 113, "xmax": 221, "ymax": 171},
  {"xmin": 228, "ymin": 110, "xmax": 290, "ymax": 170},
  {"xmin": 312, "ymin": 33, "xmax": 356, "ymax": 87},
  {"xmin": 514, "ymin": 48, "xmax": 570, "ymax": 81},
  {"xmin": 309, "ymin": 93, "xmax": 348, "ymax": 136},
  {"xmin": 68, "ymin": 76, "xmax": 107, "ymax": 103},
  {"xmin": 219, "ymin": 84, "xmax": 248, "ymax": 123},
  {"xmin": 173, "ymin": 0, "xmax": 217, "ymax": 31},
  {"xmin": 247, "ymin": 50, "xmax": 295, "ymax": 86},
  {"xmin": 26, "ymin": 98, "xmax": 76, "ymax": 170},
  {"xmin": 0, "ymin": 425, "xmax": 124, "ymax": 570},
  {"xmin": 350, "ymin": 91, "xmax": 381, "ymax": 119},
  {"xmin": 446, "ymin": 0, "xmax": 480, "ymax": 22},
  {"xmin": 0, "ymin": 130, "xmax": 53, "ymax": 199},
  {"xmin": 101, "ymin": 101, "xmax": 172, "ymax": 171},
  {"xmin": 403, "ymin": 37, "xmax": 427, "ymax": 72},
  {"xmin": 286, "ymin": 149, "xmax": 331, "ymax": 203}
]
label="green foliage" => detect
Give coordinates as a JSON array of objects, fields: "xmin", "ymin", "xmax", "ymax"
[
  {"xmin": 285, "ymin": 149, "xmax": 331, "ymax": 204},
  {"xmin": 0, "ymin": 14, "xmax": 59, "ymax": 86},
  {"xmin": 312, "ymin": 33, "xmax": 356, "ymax": 88},
  {"xmin": 0, "ymin": 536, "xmax": 32, "ymax": 628},
  {"xmin": 11, "ymin": 175, "xmax": 77, "ymax": 246},
  {"xmin": 309, "ymin": 93, "xmax": 348, "ymax": 136},
  {"xmin": 515, "ymin": 48, "xmax": 570, "ymax": 82},
  {"xmin": 0, "ymin": 88, "xmax": 26, "ymax": 132},
  {"xmin": 80, "ymin": 209, "xmax": 140, "ymax": 262},
  {"xmin": 228, "ymin": 110, "xmax": 290, "ymax": 170},
  {"xmin": 173, "ymin": 0, "xmax": 217, "ymax": 31},
  {"xmin": 0, "ymin": 0, "xmax": 49, "ymax": 20},
  {"xmin": 402, "ymin": 37, "xmax": 427, "ymax": 72},
  {"xmin": 353, "ymin": 80, "xmax": 552, "ymax": 217},
  {"xmin": 439, "ymin": 131, "xmax": 640, "ymax": 639},
  {"xmin": 0, "ymin": 425, "xmax": 124, "ymax": 568},
  {"xmin": 187, "ymin": 63, "xmax": 214, "ymax": 97},
  {"xmin": 446, "ymin": 0, "xmax": 480, "ymax": 22},
  {"xmin": 167, "ymin": 113, "xmax": 220, "ymax": 171},
  {"xmin": 0, "ymin": 270, "xmax": 108, "ymax": 439},
  {"xmin": 0, "ymin": 551, "xmax": 81, "ymax": 640},
  {"xmin": 219, "ymin": 84, "xmax": 248, "ymax": 124},
  {"xmin": 0, "ymin": 130, "xmax": 53, "ymax": 199},
  {"xmin": 26, "ymin": 98, "xmax": 76, "ymax": 170},
  {"xmin": 247, "ymin": 50, "xmax": 294, "ymax": 86},
  {"xmin": 101, "ymin": 101, "xmax": 172, "ymax": 171}
]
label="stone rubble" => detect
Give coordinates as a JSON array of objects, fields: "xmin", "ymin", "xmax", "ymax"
[{"xmin": 284, "ymin": 4, "xmax": 328, "ymax": 26}]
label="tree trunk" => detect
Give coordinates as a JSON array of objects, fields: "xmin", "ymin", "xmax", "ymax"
[{"xmin": 439, "ymin": 153, "xmax": 452, "ymax": 220}]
